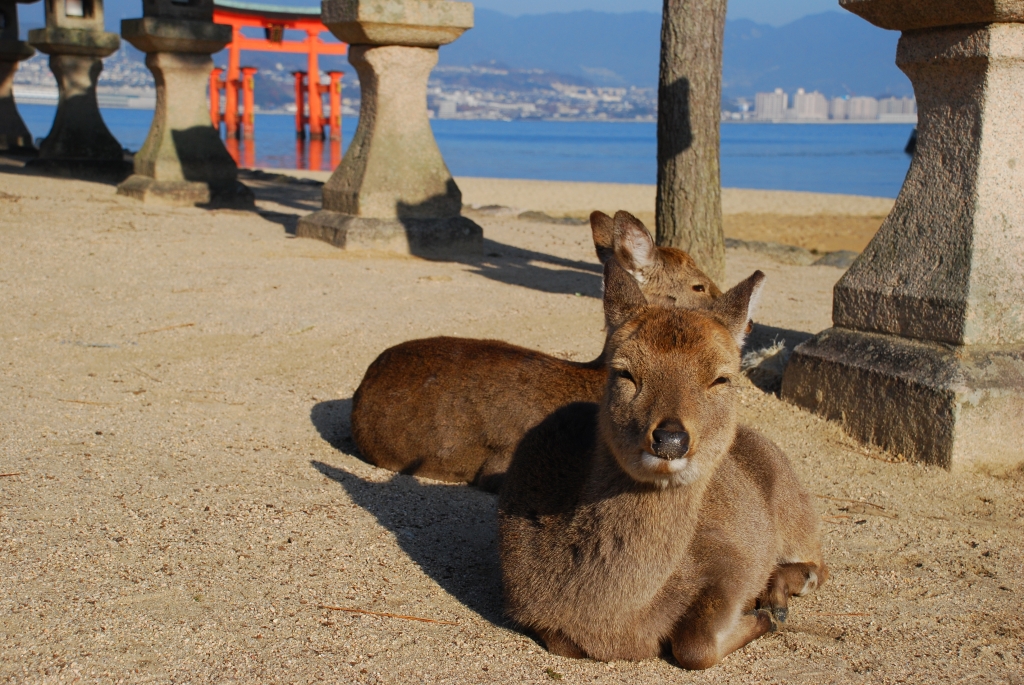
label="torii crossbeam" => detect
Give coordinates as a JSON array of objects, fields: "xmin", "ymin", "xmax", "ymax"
[{"xmin": 212, "ymin": 0, "xmax": 347, "ymax": 140}]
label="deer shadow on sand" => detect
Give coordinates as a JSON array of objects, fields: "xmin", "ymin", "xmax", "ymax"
[{"xmin": 310, "ymin": 399, "xmax": 505, "ymax": 626}]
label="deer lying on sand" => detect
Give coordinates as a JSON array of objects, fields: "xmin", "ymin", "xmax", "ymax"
[
  {"xmin": 498, "ymin": 260, "xmax": 826, "ymax": 669},
  {"xmin": 351, "ymin": 211, "xmax": 722, "ymax": 490}
]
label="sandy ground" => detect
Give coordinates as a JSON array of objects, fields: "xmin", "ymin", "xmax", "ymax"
[
  {"xmin": 457, "ymin": 177, "xmax": 894, "ymax": 255},
  {"xmin": 0, "ymin": 164, "xmax": 1021, "ymax": 684},
  {"xmin": 274, "ymin": 173, "xmax": 894, "ymax": 255}
]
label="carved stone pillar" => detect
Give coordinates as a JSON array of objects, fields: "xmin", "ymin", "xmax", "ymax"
[
  {"xmin": 117, "ymin": 1, "xmax": 251, "ymax": 207},
  {"xmin": 781, "ymin": 0, "xmax": 1024, "ymax": 473},
  {"xmin": 296, "ymin": 0, "xmax": 482, "ymax": 257},
  {"xmin": 27, "ymin": 0, "xmax": 126, "ymax": 177},
  {"xmin": 0, "ymin": 0, "xmax": 38, "ymax": 154}
]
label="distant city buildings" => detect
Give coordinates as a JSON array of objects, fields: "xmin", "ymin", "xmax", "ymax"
[
  {"xmin": 743, "ymin": 88, "xmax": 917, "ymax": 123},
  {"xmin": 754, "ymin": 89, "xmax": 788, "ymax": 120},
  {"xmin": 426, "ymin": 66, "xmax": 656, "ymax": 122},
  {"xmin": 792, "ymin": 89, "xmax": 828, "ymax": 120},
  {"xmin": 846, "ymin": 96, "xmax": 879, "ymax": 120}
]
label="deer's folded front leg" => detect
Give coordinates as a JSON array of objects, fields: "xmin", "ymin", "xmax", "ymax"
[{"xmin": 671, "ymin": 582, "xmax": 775, "ymax": 671}]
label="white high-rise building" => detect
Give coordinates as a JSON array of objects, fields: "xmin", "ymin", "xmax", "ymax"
[
  {"xmin": 791, "ymin": 88, "xmax": 828, "ymax": 120},
  {"xmin": 830, "ymin": 97, "xmax": 849, "ymax": 120},
  {"xmin": 877, "ymin": 96, "xmax": 917, "ymax": 122},
  {"xmin": 848, "ymin": 96, "xmax": 880, "ymax": 120},
  {"xmin": 755, "ymin": 88, "xmax": 788, "ymax": 120},
  {"xmin": 878, "ymin": 96, "xmax": 916, "ymax": 115}
]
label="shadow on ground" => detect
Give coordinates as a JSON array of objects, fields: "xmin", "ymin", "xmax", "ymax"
[
  {"xmin": 310, "ymin": 398, "xmax": 354, "ymax": 452},
  {"xmin": 0, "ymin": 153, "xmax": 130, "ymax": 185},
  {"xmin": 309, "ymin": 399, "xmax": 505, "ymax": 625},
  {"xmin": 311, "ymin": 460, "xmax": 505, "ymax": 625},
  {"xmin": 244, "ymin": 171, "xmax": 603, "ymax": 297},
  {"xmin": 741, "ymin": 323, "xmax": 815, "ymax": 395},
  {"xmin": 459, "ymin": 239, "xmax": 603, "ymax": 298}
]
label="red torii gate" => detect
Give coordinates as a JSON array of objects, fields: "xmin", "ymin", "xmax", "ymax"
[{"xmin": 211, "ymin": 0, "xmax": 347, "ymax": 141}]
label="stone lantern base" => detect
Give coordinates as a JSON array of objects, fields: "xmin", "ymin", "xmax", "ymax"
[
  {"xmin": 26, "ymin": 27, "xmax": 130, "ymax": 179},
  {"xmin": 781, "ymin": 12, "xmax": 1024, "ymax": 474},
  {"xmin": 299, "ymin": 4, "xmax": 482, "ymax": 257},
  {"xmin": 0, "ymin": 40, "xmax": 37, "ymax": 154},
  {"xmin": 297, "ymin": 213, "xmax": 482, "ymax": 256},
  {"xmin": 782, "ymin": 329, "xmax": 1024, "ymax": 471},
  {"xmin": 117, "ymin": 19, "xmax": 252, "ymax": 207},
  {"xmin": 117, "ymin": 174, "xmax": 254, "ymax": 206}
]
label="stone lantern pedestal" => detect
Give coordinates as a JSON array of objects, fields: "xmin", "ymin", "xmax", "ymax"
[
  {"xmin": 296, "ymin": 0, "xmax": 482, "ymax": 257},
  {"xmin": 27, "ymin": 0, "xmax": 126, "ymax": 177},
  {"xmin": 781, "ymin": 0, "xmax": 1024, "ymax": 472},
  {"xmin": 0, "ymin": 0, "xmax": 39, "ymax": 154},
  {"xmin": 117, "ymin": 16, "xmax": 251, "ymax": 206}
]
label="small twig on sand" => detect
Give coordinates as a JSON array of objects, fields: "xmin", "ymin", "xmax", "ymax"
[
  {"xmin": 0, "ymin": 473, "xmax": 22, "ymax": 478},
  {"xmin": 138, "ymin": 322, "xmax": 195, "ymax": 335},
  {"xmin": 821, "ymin": 515, "xmax": 852, "ymax": 523},
  {"xmin": 804, "ymin": 612, "xmax": 871, "ymax": 618},
  {"xmin": 58, "ymin": 399, "xmax": 114, "ymax": 406},
  {"xmin": 815, "ymin": 495, "xmax": 886, "ymax": 510},
  {"xmin": 131, "ymin": 365, "xmax": 162, "ymax": 383},
  {"xmin": 319, "ymin": 605, "xmax": 458, "ymax": 626}
]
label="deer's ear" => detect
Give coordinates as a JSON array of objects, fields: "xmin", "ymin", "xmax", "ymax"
[
  {"xmin": 613, "ymin": 211, "xmax": 656, "ymax": 276},
  {"xmin": 709, "ymin": 271, "xmax": 766, "ymax": 347},
  {"xmin": 591, "ymin": 211, "xmax": 615, "ymax": 264},
  {"xmin": 604, "ymin": 257, "xmax": 647, "ymax": 330}
]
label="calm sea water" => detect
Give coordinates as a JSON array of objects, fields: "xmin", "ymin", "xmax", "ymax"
[{"xmin": 18, "ymin": 104, "xmax": 914, "ymax": 198}]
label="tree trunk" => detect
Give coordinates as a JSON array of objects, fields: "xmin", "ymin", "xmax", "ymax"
[{"xmin": 656, "ymin": 0, "xmax": 727, "ymax": 284}]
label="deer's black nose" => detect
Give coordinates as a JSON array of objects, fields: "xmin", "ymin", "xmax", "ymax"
[{"xmin": 651, "ymin": 423, "xmax": 690, "ymax": 461}]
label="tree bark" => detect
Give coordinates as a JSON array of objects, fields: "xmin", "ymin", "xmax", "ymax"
[{"xmin": 656, "ymin": 0, "xmax": 727, "ymax": 284}]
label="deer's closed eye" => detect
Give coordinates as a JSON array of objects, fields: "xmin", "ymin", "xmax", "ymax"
[
  {"xmin": 616, "ymin": 369, "xmax": 636, "ymax": 384},
  {"xmin": 710, "ymin": 376, "xmax": 730, "ymax": 388}
]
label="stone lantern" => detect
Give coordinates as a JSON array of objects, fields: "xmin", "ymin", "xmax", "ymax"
[
  {"xmin": 296, "ymin": 0, "xmax": 482, "ymax": 257},
  {"xmin": 0, "ymin": 0, "xmax": 38, "ymax": 153},
  {"xmin": 782, "ymin": 0, "xmax": 1024, "ymax": 473},
  {"xmin": 27, "ymin": 0, "xmax": 125, "ymax": 175},
  {"xmin": 117, "ymin": 0, "xmax": 251, "ymax": 206}
]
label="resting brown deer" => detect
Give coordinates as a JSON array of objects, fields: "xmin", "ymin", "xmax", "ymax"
[
  {"xmin": 350, "ymin": 211, "xmax": 723, "ymax": 490},
  {"xmin": 498, "ymin": 260, "xmax": 826, "ymax": 669}
]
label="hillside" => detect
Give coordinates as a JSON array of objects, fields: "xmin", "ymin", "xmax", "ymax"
[
  {"xmin": 441, "ymin": 9, "xmax": 910, "ymax": 99},
  {"xmin": 15, "ymin": 4, "xmax": 911, "ymax": 100}
]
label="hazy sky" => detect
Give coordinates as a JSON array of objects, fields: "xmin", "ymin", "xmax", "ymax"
[{"xmin": 473, "ymin": 0, "xmax": 841, "ymax": 26}]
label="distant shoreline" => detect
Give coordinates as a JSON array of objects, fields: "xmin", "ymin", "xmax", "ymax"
[{"xmin": 17, "ymin": 101, "xmax": 915, "ymax": 126}]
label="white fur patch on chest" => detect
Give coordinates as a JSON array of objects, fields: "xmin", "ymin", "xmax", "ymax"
[{"xmin": 640, "ymin": 452, "xmax": 700, "ymax": 487}]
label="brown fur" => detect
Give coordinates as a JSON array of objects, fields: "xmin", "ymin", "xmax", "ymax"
[
  {"xmin": 350, "ymin": 211, "xmax": 721, "ymax": 489},
  {"xmin": 498, "ymin": 260, "xmax": 826, "ymax": 669}
]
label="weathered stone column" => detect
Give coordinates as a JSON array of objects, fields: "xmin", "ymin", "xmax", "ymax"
[
  {"xmin": 117, "ymin": 0, "xmax": 251, "ymax": 206},
  {"xmin": 0, "ymin": 0, "xmax": 38, "ymax": 154},
  {"xmin": 296, "ymin": 0, "xmax": 482, "ymax": 257},
  {"xmin": 781, "ymin": 0, "xmax": 1024, "ymax": 472},
  {"xmin": 27, "ymin": 0, "xmax": 126, "ymax": 177}
]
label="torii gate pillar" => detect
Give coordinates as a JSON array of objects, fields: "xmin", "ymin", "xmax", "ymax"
[
  {"xmin": 296, "ymin": 0, "xmax": 482, "ymax": 257},
  {"xmin": 782, "ymin": 0, "xmax": 1024, "ymax": 473}
]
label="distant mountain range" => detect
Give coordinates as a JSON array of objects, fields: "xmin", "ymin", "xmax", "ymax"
[
  {"xmin": 17, "ymin": 3, "xmax": 912, "ymax": 100},
  {"xmin": 440, "ymin": 9, "xmax": 913, "ymax": 100}
]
